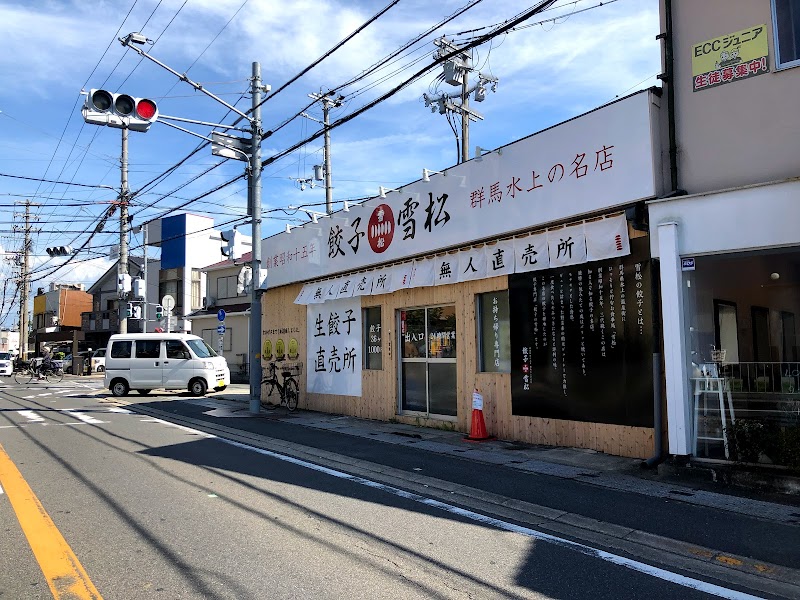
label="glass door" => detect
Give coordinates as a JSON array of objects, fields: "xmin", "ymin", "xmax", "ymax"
[{"xmin": 399, "ymin": 305, "xmax": 457, "ymax": 417}]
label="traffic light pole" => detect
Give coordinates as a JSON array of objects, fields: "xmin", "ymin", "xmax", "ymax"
[
  {"xmin": 249, "ymin": 62, "xmax": 263, "ymax": 415},
  {"xmin": 119, "ymin": 127, "xmax": 129, "ymax": 334}
]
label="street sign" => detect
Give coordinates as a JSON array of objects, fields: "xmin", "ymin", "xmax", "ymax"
[
  {"xmin": 161, "ymin": 294, "xmax": 175, "ymax": 311},
  {"xmin": 217, "ymin": 324, "xmax": 226, "ymax": 334},
  {"xmin": 211, "ymin": 131, "xmax": 252, "ymax": 162},
  {"xmin": 217, "ymin": 309, "xmax": 226, "ymax": 322},
  {"xmin": 681, "ymin": 257, "xmax": 696, "ymax": 271}
]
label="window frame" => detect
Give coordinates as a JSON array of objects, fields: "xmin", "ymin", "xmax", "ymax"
[{"xmin": 773, "ymin": 0, "xmax": 800, "ymax": 69}]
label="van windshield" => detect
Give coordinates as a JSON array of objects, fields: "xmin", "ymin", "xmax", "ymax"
[{"xmin": 186, "ymin": 339, "xmax": 218, "ymax": 358}]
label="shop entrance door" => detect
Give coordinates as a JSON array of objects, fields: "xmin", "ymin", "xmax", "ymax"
[{"xmin": 398, "ymin": 305, "xmax": 457, "ymax": 417}]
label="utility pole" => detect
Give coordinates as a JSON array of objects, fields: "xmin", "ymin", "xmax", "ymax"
[
  {"xmin": 306, "ymin": 92, "xmax": 343, "ymax": 214},
  {"xmin": 119, "ymin": 128, "xmax": 129, "ymax": 334},
  {"xmin": 13, "ymin": 200, "xmax": 37, "ymax": 361},
  {"xmin": 422, "ymin": 37, "xmax": 499, "ymax": 163},
  {"xmin": 249, "ymin": 62, "xmax": 264, "ymax": 415}
]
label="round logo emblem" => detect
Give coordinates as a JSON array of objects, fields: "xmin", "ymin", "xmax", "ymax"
[
  {"xmin": 367, "ymin": 203, "xmax": 395, "ymax": 254},
  {"xmin": 262, "ymin": 339, "xmax": 273, "ymax": 361},
  {"xmin": 288, "ymin": 338, "xmax": 299, "ymax": 360},
  {"xmin": 275, "ymin": 339, "xmax": 286, "ymax": 360}
]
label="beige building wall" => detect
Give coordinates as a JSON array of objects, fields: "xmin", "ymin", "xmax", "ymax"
[{"xmin": 664, "ymin": 1, "xmax": 800, "ymax": 193}]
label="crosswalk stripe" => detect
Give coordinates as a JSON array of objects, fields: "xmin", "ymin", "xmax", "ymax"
[
  {"xmin": 17, "ymin": 410, "xmax": 45, "ymax": 423},
  {"xmin": 62, "ymin": 410, "xmax": 105, "ymax": 425}
]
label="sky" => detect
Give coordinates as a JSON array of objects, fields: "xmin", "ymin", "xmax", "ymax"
[{"xmin": 0, "ymin": 0, "xmax": 661, "ymax": 328}]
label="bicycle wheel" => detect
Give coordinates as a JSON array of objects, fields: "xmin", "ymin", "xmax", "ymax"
[
  {"xmin": 14, "ymin": 369, "xmax": 34, "ymax": 385},
  {"xmin": 260, "ymin": 380, "xmax": 278, "ymax": 410},
  {"xmin": 46, "ymin": 368, "xmax": 64, "ymax": 384},
  {"xmin": 284, "ymin": 378, "xmax": 299, "ymax": 411}
]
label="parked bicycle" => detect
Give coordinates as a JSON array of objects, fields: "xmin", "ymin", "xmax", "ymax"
[
  {"xmin": 260, "ymin": 361, "xmax": 301, "ymax": 411},
  {"xmin": 14, "ymin": 361, "xmax": 64, "ymax": 384}
]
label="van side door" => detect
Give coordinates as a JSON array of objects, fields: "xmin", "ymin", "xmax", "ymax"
[
  {"xmin": 131, "ymin": 339, "xmax": 163, "ymax": 388},
  {"xmin": 163, "ymin": 340, "xmax": 194, "ymax": 388}
]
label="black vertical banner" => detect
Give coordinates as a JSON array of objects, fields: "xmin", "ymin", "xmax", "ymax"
[{"xmin": 510, "ymin": 237, "xmax": 654, "ymax": 427}]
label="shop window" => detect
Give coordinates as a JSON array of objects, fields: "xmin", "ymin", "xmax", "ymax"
[
  {"xmin": 477, "ymin": 290, "xmax": 511, "ymax": 373},
  {"xmin": 684, "ymin": 249, "xmax": 800, "ymax": 463},
  {"xmin": 190, "ymin": 269, "xmax": 202, "ymax": 309},
  {"xmin": 774, "ymin": 0, "xmax": 800, "ymax": 68},
  {"xmin": 363, "ymin": 307, "xmax": 382, "ymax": 370}
]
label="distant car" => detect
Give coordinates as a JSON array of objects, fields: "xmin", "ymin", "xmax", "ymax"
[
  {"xmin": 0, "ymin": 352, "xmax": 12, "ymax": 377},
  {"xmin": 91, "ymin": 348, "xmax": 106, "ymax": 372}
]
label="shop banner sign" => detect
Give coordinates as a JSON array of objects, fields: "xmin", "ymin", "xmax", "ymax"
[
  {"xmin": 485, "ymin": 240, "xmax": 515, "ymax": 277},
  {"xmin": 547, "ymin": 225, "xmax": 587, "ymax": 268},
  {"xmin": 458, "ymin": 247, "xmax": 487, "ymax": 282},
  {"xmin": 307, "ymin": 297, "xmax": 362, "ymax": 396},
  {"xmin": 585, "ymin": 215, "xmax": 630, "ymax": 261},
  {"xmin": 692, "ymin": 24, "xmax": 769, "ymax": 92},
  {"xmin": 264, "ymin": 91, "xmax": 657, "ymax": 288},
  {"xmin": 352, "ymin": 273, "xmax": 374, "ymax": 296},
  {"xmin": 410, "ymin": 258, "xmax": 435, "ymax": 287},
  {"xmin": 514, "ymin": 232, "xmax": 549, "ymax": 273},
  {"xmin": 433, "ymin": 254, "xmax": 461, "ymax": 286},
  {"xmin": 509, "ymin": 237, "xmax": 654, "ymax": 427}
]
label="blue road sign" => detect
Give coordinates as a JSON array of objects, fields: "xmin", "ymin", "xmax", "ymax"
[
  {"xmin": 217, "ymin": 324, "xmax": 226, "ymax": 334},
  {"xmin": 217, "ymin": 309, "xmax": 226, "ymax": 321}
]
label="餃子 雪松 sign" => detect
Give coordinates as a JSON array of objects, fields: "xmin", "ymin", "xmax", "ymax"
[{"xmin": 264, "ymin": 90, "xmax": 660, "ymax": 289}]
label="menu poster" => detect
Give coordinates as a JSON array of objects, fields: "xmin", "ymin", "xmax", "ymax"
[{"xmin": 509, "ymin": 237, "xmax": 654, "ymax": 427}]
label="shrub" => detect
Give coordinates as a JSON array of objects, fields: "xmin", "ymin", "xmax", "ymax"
[
  {"xmin": 776, "ymin": 426, "xmax": 800, "ymax": 471},
  {"xmin": 725, "ymin": 420, "xmax": 770, "ymax": 464}
]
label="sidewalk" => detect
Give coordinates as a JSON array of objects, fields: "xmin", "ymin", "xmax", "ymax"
[{"xmin": 208, "ymin": 385, "xmax": 800, "ymax": 524}]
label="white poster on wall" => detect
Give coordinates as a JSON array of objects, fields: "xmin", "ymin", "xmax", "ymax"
[{"xmin": 307, "ymin": 297, "xmax": 362, "ymax": 396}]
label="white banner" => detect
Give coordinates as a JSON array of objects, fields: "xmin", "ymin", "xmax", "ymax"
[
  {"xmin": 458, "ymin": 247, "xmax": 487, "ymax": 282},
  {"xmin": 547, "ymin": 225, "xmax": 587, "ymax": 268},
  {"xmin": 484, "ymin": 240, "xmax": 515, "ymax": 277},
  {"xmin": 352, "ymin": 273, "xmax": 374, "ymax": 296},
  {"xmin": 585, "ymin": 214, "xmax": 630, "ymax": 261},
  {"xmin": 265, "ymin": 91, "xmax": 657, "ymax": 288},
  {"xmin": 434, "ymin": 254, "xmax": 460, "ymax": 286},
  {"xmin": 296, "ymin": 218, "xmax": 633, "ymax": 303},
  {"xmin": 514, "ymin": 232, "xmax": 549, "ymax": 273},
  {"xmin": 307, "ymin": 298, "xmax": 362, "ymax": 396},
  {"xmin": 294, "ymin": 284, "xmax": 312, "ymax": 305},
  {"xmin": 410, "ymin": 258, "xmax": 435, "ymax": 287}
]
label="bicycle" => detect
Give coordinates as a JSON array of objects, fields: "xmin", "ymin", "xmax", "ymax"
[
  {"xmin": 14, "ymin": 361, "xmax": 63, "ymax": 384},
  {"xmin": 260, "ymin": 361, "xmax": 301, "ymax": 411}
]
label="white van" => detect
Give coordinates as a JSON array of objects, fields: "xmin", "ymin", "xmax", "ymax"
[{"xmin": 104, "ymin": 333, "xmax": 230, "ymax": 397}]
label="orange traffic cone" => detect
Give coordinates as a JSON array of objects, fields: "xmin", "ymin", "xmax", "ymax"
[{"xmin": 465, "ymin": 388, "xmax": 495, "ymax": 442}]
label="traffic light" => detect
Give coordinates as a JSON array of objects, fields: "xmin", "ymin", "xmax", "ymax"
[
  {"xmin": 155, "ymin": 305, "xmax": 164, "ymax": 320},
  {"xmin": 46, "ymin": 246, "xmax": 73, "ymax": 256},
  {"xmin": 124, "ymin": 303, "xmax": 133, "ymax": 318},
  {"xmin": 131, "ymin": 305, "xmax": 142, "ymax": 320},
  {"xmin": 82, "ymin": 89, "xmax": 159, "ymax": 133},
  {"xmin": 220, "ymin": 228, "xmax": 250, "ymax": 261}
]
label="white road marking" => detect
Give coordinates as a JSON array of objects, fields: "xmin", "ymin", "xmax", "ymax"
[
  {"xmin": 147, "ymin": 417, "xmax": 215, "ymax": 437},
  {"xmin": 17, "ymin": 410, "xmax": 45, "ymax": 423},
  {"xmin": 147, "ymin": 420, "xmax": 763, "ymax": 600},
  {"xmin": 38, "ymin": 393, "xmax": 53, "ymax": 397},
  {"xmin": 64, "ymin": 393, "xmax": 84, "ymax": 397},
  {"xmin": 105, "ymin": 407, "xmax": 133, "ymax": 414},
  {"xmin": 61, "ymin": 410, "xmax": 105, "ymax": 425},
  {"xmin": 0, "ymin": 482, "xmax": 4, "ymax": 494}
]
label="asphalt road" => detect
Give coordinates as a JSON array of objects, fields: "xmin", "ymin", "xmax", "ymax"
[{"xmin": 0, "ymin": 377, "xmax": 797, "ymax": 600}]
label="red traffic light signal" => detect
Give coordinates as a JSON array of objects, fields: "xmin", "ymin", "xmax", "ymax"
[{"xmin": 82, "ymin": 89, "xmax": 159, "ymax": 132}]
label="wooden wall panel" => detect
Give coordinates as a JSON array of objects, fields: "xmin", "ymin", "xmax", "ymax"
[{"xmin": 261, "ymin": 222, "xmax": 657, "ymax": 459}]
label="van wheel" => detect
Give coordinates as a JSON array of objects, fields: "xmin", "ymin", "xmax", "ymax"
[
  {"xmin": 136, "ymin": 389, "xmax": 151, "ymax": 395},
  {"xmin": 111, "ymin": 379, "xmax": 129, "ymax": 397},
  {"xmin": 190, "ymin": 378, "xmax": 207, "ymax": 397},
  {"xmin": 97, "ymin": 365, "xmax": 105, "ymax": 373}
]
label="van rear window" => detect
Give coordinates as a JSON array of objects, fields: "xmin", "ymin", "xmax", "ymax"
[{"xmin": 110, "ymin": 341, "xmax": 132, "ymax": 358}]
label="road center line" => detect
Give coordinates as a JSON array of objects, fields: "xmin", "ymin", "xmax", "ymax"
[{"xmin": 0, "ymin": 443, "xmax": 103, "ymax": 599}]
